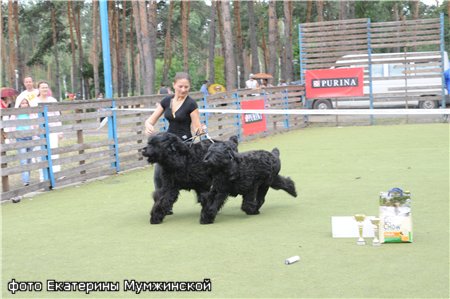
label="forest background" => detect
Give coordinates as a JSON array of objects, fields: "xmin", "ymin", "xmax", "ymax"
[{"xmin": 2, "ymin": 0, "xmax": 450, "ymax": 101}]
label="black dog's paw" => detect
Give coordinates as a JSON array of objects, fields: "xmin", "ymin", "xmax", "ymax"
[
  {"xmin": 200, "ymin": 219, "xmax": 214, "ymax": 224},
  {"xmin": 150, "ymin": 215, "xmax": 164, "ymax": 224},
  {"xmin": 242, "ymin": 206, "xmax": 260, "ymax": 215},
  {"xmin": 245, "ymin": 210, "xmax": 260, "ymax": 215},
  {"xmin": 200, "ymin": 213, "xmax": 215, "ymax": 224}
]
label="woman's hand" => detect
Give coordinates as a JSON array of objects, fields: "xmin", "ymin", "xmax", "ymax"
[
  {"xmin": 144, "ymin": 103, "xmax": 164, "ymax": 135},
  {"xmin": 200, "ymin": 124, "xmax": 207, "ymax": 134},
  {"xmin": 144, "ymin": 118, "xmax": 155, "ymax": 135},
  {"xmin": 194, "ymin": 124, "xmax": 207, "ymax": 136}
]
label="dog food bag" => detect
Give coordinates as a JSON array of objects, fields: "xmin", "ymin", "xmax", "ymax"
[{"xmin": 379, "ymin": 188, "xmax": 413, "ymax": 243}]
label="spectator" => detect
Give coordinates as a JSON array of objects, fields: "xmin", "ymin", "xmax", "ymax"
[
  {"xmin": 36, "ymin": 81, "xmax": 63, "ymax": 181},
  {"xmin": 200, "ymin": 80, "xmax": 209, "ymax": 97},
  {"xmin": 245, "ymin": 74, "xmax": 259, "ymax": 89},
  {"xmin": 158, "ymin": 83, "xmax": 172, "ymax": 95},
  {"xmin": 96, "ymin": 92, "xmax": 107, "ymax": 123},
  {"xmin": 15, "ymin": 98, "xmax": 37, "ymax": 188},
  {"xmin": 260, "ymin": 79, "xmax": 267, "ymax": 88},
  {"xmin": 1, "ymin": 96, "xmax": 13, "ymax": 109},
  {"xmin": 14, "ymin": 76, "xmax": 39, "ymax": 108},
  {"xmin": 261, "ymin": 79, "xmax": 273, "ymax": 88},
  {"xmin": 214, "ymin": 85, "xmax": 222, "ymax": 94},
  {"xmin": 1, "ymin": 96, "xmax": 14, "ymax": 142},
  {"xmin": 444, "ymin": 66, "xmax": 450, "ymax": 95},
  {"xmin": 278, "ymin": 79, "xmax": 288, "ymax": 87}
]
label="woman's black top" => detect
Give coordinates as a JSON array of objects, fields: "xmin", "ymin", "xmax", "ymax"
[{"xmin": 160, "ymin": 95, "xmax": 198, "ymax": 140}]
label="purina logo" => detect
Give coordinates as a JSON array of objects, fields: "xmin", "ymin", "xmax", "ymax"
[
  {"xmin": 244, "ymin": 113, "xmax": 263, "ymax": 124},
  {"xmin": 312, "ymin": 77, "xmax": 359, "ymax": 88}
]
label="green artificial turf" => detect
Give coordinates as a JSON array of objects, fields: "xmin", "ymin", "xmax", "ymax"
[{"xmin": 2, "ymin": 123, "xmax": 449, "ymax": 298}]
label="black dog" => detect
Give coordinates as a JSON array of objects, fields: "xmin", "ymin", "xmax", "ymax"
[
  {"xmin": 201, "ymin": 136, "xmax": 297, "ymax": 224},
  {"xmin": 142, "ymin": 132, "xmax": 218, "ymax": 224}
]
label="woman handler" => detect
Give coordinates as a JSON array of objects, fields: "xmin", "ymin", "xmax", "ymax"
[{"xmin": 144, "ymin": 72, "xmax": 206, "ymax": 213}]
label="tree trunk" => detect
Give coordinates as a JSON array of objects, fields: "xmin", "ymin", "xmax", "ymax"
[
  {"xmin": 13, "ymin": 0, "xmax": 22, "ymax": 88},
  {"xmin": 0, "ymin": 5, "xmax": 5, "ymax": 87},
  {"xmin": 181, "ymin": 1, "xmax": 190, "ymax": 73},
  {"xmin": 108, "ymin": 1, "xmax": 118, "ymax": 97},
  {"xmin": 219, "ymin": 1, "xmax": 236, "ymax": 91},
  {"xmin": 92, "ymin": 0, "xmax": 99, "ymax": 97},
  {"xmin": 316, "ymin": 0, "xmax": 324, "ymax": 22},
  {"xmin": 129, "ymin": 11, "xmax": 135, "ymax": 96},
  {"xmin": 339, "ymin": 1, "xmax": 347, "ymax": 20},
  {"xmin": 7, "ymin": 0, "xmax": 17, "ymax": 89},
  {"xmin": 216, "ymin": 4, "xmax": 225, "ymax": 76},
  {"xmin": 207, "ymin": 0, "xmax": 216, "ymax": 83},
  {"xmin": 283, "ymin": 0, "xmax": 293, "ymax": 83},
  {"xmin": 411, "ymin": 0, "xmax": 419, "ymax": 19},
  {"xmin": 392, "ymin": 3, "xmax": 400, "ymax": 22},
  {"xmin": 67, "ymin": 1, "xmax": 78, "ymax": 94},
  {"xmin": 267, "ymin": 0, "xmax": 277, "ymax": 81},
  {"xmin": 306, "ymin": 0, "xmax": 313, "ymax": 23},
  {"xmin": 131, "ymin": 1, "xmax": 142, "ymax": 95},
  {"xmin": 278, "ymin": 18, "xmax": 285, "ymax": 85},
  {"xmin": 135, "ymin": 53, "xmax": 141, "ymax": 95},
  {"xmin": 162, "ymin": 1, "xmax": 174, "ymax": 85},
  {"xmin": 247, "ymin": 0, "xmax": 260, "ymax": 74},
  {"xmin": 51, "ymin": 4, "xmax": 61, "ymax": 100},
  {"xmin": 73, "ymin": 3, "xmax": 84, "ymax": 98},
  {"xmin": 347, "ymin": 1, "xmax": 355, "ymax": 19},
  {"xmin": 121, "ymin": 0, "xmax": 128, "ymax": 97},
  {"xmin": 233, "ymin": 1, "xmax": 245, "ymax": 89},
  {"xmin": 132, "ymin": 0, "xmax": 155, "ymax": 95},
  {"xmin": 259, "ymin": 18, "xmax": 268, "ymax": 73},
  {"xmin": 148, "ymin": 0, "xmax": 157, "ymax": 93}
]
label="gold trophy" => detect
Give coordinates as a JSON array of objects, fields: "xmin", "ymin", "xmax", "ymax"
[
  {"xmin": 354, "ymin": 214, "xmax": 366, "ymax": 245},
  {"xmin": 370, "ymin": 217, "xmax": 381, "ymax": 246}
]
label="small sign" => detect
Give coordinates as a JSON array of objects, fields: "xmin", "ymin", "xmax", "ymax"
[
  {"xmin": 241, "ymin": 99, "xmax": 267, "ymax": 136},
  {"xmin": 331, "ymin": 216, "xmax": 376, "ymax": 238},
  {"xmin": 305, "ymin": 68, "xmax": 364, "ymax": 99}
]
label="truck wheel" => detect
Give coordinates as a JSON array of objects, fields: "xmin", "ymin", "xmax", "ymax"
[
  {"xmin": 419, "ymin": 99, "xmax": 438, "ymax": 109},
  {"xmin": 313, "ymin": 99, "xmax": 332, "ymax": 110}
]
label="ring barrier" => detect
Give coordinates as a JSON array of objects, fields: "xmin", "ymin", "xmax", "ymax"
[{"xmin": 112, "ymin": 107, "xmax": 450, "ymax": 115}]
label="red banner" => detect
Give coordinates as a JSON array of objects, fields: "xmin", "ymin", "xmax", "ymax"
[
  {"xmin": 241, "ymin": 99, "xmax": 266, "ymax": 136},
  {"xmin": 305, "ymin": 68, "xmax": 364, "ymax": 99}
]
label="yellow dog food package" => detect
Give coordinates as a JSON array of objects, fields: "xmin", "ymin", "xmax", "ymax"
[{"xmin": 379, "ymin": 188, "xmax": 413, "ymax": 243}]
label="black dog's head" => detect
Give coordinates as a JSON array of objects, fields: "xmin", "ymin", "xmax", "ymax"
[
  {"xmin": 142, "ymin": 132, "xmax": 189, "ymax": 164},
  {"xmin": 203, "ymin": 135, "xmax": 239, "ymax": 169}
]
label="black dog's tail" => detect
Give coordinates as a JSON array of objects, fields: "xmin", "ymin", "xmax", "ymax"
[
  {"xmin": 271, "ymin": 175, "xmax": 297, "ymax": 197},
  {"xmin": 269, "ymin": 148, "xmax": 297, "ymax": 197},
  {"xmin": 271, "ymin": 148, "xmax": 280, "ymax": 158}
]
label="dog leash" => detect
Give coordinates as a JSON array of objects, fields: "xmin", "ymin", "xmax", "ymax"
[{"xmin": 183, "ymin": 130, "xmax": 214, "ymax": 146}]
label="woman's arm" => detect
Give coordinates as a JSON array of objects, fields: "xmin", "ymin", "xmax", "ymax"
[
  {"xmin": 144, "ymin": 103, "xmax": 164, "ymax": 135},
  {"xmin": 190, "ymin": 108, "xmax": 205, "ymax": 135}
]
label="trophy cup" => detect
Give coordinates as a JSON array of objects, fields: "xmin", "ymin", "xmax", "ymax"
[
  {"xmin": 354, "ymin": 214, "xmax": 366, "ymax": 245},
  {"xmin": 370, "ymin": 217, "xmax": 381, "ymax": 246}
]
